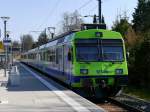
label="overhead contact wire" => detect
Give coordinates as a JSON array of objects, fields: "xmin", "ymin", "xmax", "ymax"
[
  {"xmin": 77, "ymin": 0, "xmax": 93, "ymax": 11},
  {"xmin": 37, "ymin": 0, "xmax": 61, "ymax": 30}
]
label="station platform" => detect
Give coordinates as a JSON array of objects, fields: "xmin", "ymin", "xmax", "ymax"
[{"xmin": 0, "ymin": 62, "xmax": 105, "ymax": 112}]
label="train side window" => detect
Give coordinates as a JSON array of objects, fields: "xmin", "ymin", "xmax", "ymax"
[
  {"xmin": 47, "ymin": 50, "xmax": 51, "ymax": 62},
  {"xmin": 43, "ymin": 51, "xmax": 46, "ymax": 61},
  {"xmin": 68, "ymin": 48, "xmax": 73, "ymax": 62},
  {"xmin": 56, "ymin": 48, "xmax": 59, "ymax": 64},
  {"xmin": 68, "ymin": 52, "xmax": 71, "ymax": 61}
]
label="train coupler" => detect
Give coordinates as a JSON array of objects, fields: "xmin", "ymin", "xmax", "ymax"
[{"xmin": 100, "ymin": 80, "xmax": 107, "ymax": 88}]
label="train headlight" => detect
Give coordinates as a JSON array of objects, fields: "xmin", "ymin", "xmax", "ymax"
[
  {"xmin": 80, "ymin": 69, "xmax": 88, "ymax": 74},
  {"xmin": 116, "ymin": 69, "xmax": 123, "ymax": 75}
]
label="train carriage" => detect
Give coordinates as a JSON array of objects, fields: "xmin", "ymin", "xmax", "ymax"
[{"xmin": 21, "ymin": 24, "xmax": 128, "ymax": 98}]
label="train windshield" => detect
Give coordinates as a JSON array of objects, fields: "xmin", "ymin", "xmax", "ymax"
[
  {"xmin": 102, "ymin": 46, "xmax": 123, "ymax": 61},
  {"xmin": 76, "ymin": 46, "xmax": 99, "ymax": 61},
  {"xmin": 101, "ymin": 39, "xmax": 124, "ymax": 61},
  {"xmin": 75, "ymin": 39, "xmax": 124, "ymax": 62}
]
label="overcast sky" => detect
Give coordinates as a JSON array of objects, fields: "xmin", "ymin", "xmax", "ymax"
[{"xmin": 0, "ymin": 0, "xmax": 137, "ymax": 41}]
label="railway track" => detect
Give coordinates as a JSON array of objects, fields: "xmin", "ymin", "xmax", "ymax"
[
  {"xmin": 98, "ymin": 93, "xmax": 150, "ymax": 112},
  {"xmin": 90, "ymin": 98, "xmax": 131, "ymax": 112},
  {"xmin": 97, "ymin": 101, "xmax": 128, "ymax": 112},
  {"xmin": 111, "ymin": 93, "xmax": 150, "ymax": 112},
  {"xmin": 92, "ymin": 93, "xmax": 150, "ymax": 112}
]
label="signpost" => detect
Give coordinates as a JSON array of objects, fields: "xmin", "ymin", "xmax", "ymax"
[
  {"xmin": 1, "ymin": 16, "xmax": 10, "ymax": 77},
  {"xmin": 3, "ymin": 37, "xmax": 12, "ymax": 70}
]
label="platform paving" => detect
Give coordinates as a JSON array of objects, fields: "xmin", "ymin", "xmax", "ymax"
[
  {"xmin": 0, "ymin": 62, "xmax": 106, "ymax": 112},
  {"xmin": 0, "ymin": 69, "xmax": 8, "ymax": 87}
]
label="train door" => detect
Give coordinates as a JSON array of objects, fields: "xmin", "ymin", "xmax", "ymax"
[
  {"xmin": 63, "ymin": 45, "xmax": 70, "ymax": 83},
  {"xmin": 65, "ymin": 45, "xmax": 73, "ymax": 84},
  {"xmin": 63, "ymin": 45, "xmax": 67, "ymax": 73},
  {"xmin": 57, "ymin": 46, "xmax": 64, "ymax": 72}
]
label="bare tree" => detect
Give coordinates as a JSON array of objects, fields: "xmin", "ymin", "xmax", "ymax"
[
  {"xmin": 20, "ymin": 34, "xmax": 34, "ymax": 52},
  {"xmin": 12, "ymin": 41, "xmax": 20, "ymax": 48},
  {"xmin": 11, "ymin": 41, "xmax": 21, "ymax": 58},
  {"xmin": 61, "ymin": 10, "xmax": 84, "ymax": 32},
  {"xmin": 37, "ymin": 30, "xmax": 49, "ymax": 46}
]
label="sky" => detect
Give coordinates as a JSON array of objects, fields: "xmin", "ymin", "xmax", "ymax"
[{"xmin": 0, "ymin": 0, "xmax": 138, "ymax": 41}]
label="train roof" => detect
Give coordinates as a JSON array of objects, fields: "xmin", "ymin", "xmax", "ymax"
[
  {"xmin": 48, "ymin": 29, "xmax": 79, "ymax": 43},
  {"xmin": 47, "ymin": 24, "xmax": 106, "ymax": 42},
  {"xmin": 24, "ymin": 24, "xmax": 123, "ymax": 54},
  {"xmin": 75, "ymin": 29, "xmax": 122, "ymax": 39}
]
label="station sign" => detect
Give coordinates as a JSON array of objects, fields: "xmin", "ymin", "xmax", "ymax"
[{"xmin": 3, "ymin": 39, "xmax": 12, "ymax": 46}]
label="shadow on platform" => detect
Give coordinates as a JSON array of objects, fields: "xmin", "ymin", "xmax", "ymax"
[{"xmin": 6, "ymin": 64, "xmax": 67, "ymax": 92}]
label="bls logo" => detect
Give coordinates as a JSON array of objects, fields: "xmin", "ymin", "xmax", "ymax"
[{"xmin": 96, "ymin": 70, "xmax": 110, "ymax": 74}]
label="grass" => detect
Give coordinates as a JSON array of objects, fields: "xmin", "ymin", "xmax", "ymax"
[{"xmin": 123, "ymin": 86, "xmax": 150, "ymax": 101}]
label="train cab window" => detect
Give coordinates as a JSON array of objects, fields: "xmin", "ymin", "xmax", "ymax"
[
  {"xmin": 101, "ymin": 39, "xmax": 124, "ymax": 61},
  {"xmin": 75, "ymin": 39, "xmax": 124, "ymax": 62},
  {"xmin": 76, "ymin": 46, "xmax": 99, "ymax": 62},
  {"xmin": 102, "ymin": 46, "xmax": 123, "ymax": 61}
]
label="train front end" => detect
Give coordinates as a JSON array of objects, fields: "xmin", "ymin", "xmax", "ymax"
[{"xmin": 71, "ymin": 29, "xmax": 128, "ymax": 98}]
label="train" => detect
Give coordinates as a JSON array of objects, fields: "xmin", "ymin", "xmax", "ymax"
[{"xmin": 21, "ymin": 24, "xmax": 128, "ymax": 98}]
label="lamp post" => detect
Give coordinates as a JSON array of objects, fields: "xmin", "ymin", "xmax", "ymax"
[
  {"xmin": 1, "ymin": 16, "xmax": 10, "ymax": 76},
  {"xmin": 1, "ymin": 17, "xmax": 10, "ymax": 39}
]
